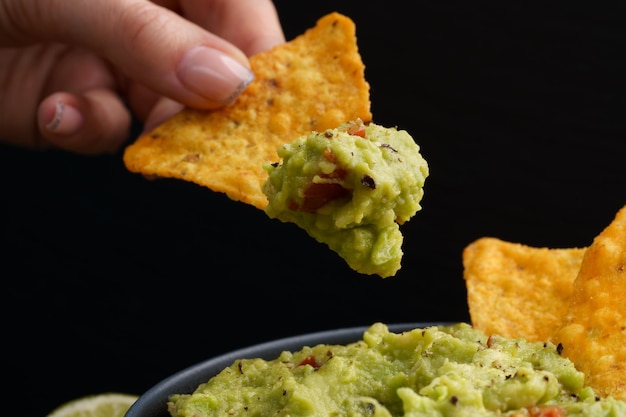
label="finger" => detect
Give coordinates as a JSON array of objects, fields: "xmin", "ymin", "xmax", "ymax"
[
  {"xmin": 2, "ymin": 0, "xmax": 257, "ymax": 109},
  {"xmin": 142, "ymin": 97, "xmax": 185, "ymax": 134},
  {"xmin": 125, "ymin": 82, "xmax": 163, "ymax": 123},
  {"xmin": 176, "ymin": 0, "xmax": 286, "ymax": 55},
  {"xmin": 38, "ymin": 90, "xmax": 131, "ymax": 155}
]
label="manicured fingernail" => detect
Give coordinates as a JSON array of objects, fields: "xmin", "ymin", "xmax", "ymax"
[
  {"xmin": 46, "ymin": 101, "xmax": 83, "ymax": 135},
  {"xmin": 177, "ymin": 46, "xmax": 254, "ymax": 105}
]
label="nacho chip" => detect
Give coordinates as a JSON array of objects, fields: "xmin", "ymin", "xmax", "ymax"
[
  {"xmin": 555, "ymin": 204, "xmax": 626, "ymax": 401},
  {"xmin": 123, "ymin": 12, "xmax": 372, "ymax": 210},
  {"xmin": 463, "ymin": 237, "xmax": 586, "ymax": 342}
]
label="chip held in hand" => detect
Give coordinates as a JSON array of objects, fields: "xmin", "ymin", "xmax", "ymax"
[
  {"xmin": 123, "ymin": 12, "xmax": 431, "ymax": 277},
  {"xmin": 123, "ymin": 12, "xmax": 372, "ymax": 210}
]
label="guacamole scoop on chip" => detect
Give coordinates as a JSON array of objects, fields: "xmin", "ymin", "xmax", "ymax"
[{"xmin": 262, "ymin": 119, "xmax": 429, "ymax": 278}]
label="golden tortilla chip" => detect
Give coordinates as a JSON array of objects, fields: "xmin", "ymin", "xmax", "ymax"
[
  {"xmin": 555, "ymin": 204, "xmax": 626, "ymax": 401},
  {"xmin": 463, "ymin": 237, "xmax": 586, "ymax": 342},
  {"xmin": 123, "ymin": 12, "xmax": 372, "ymax": 210}
]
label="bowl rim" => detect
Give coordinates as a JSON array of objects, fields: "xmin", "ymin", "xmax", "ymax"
[{"xmin": 125, "ymin": 322, "xmax": 450, "ymax": 417}]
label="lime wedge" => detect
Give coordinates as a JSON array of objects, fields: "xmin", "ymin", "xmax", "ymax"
[{"xmin": 46, "ymin": 393, "xmax": 139, "ymax": 417}]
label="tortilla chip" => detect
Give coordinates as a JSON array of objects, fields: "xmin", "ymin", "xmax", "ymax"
[
  {"xmin": 463, "ymin": 237, "xmax": 586, "ymax": 342},
  {"xmin": 555, "ymin": 204, "xmax": 626, "ymax": 401},
  {"xmin": 123, "ymin": 12, "xmax": 372, "ymax": 210}
]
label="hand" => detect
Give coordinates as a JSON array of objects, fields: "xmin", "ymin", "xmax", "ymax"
[{"xmin": 0, "ymin": 0, "xmax": 285, "ymax": 155}]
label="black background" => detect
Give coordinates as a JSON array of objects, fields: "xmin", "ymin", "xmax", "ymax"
[{"xmin": 2, "ymin": 2, "xmax": 625, "ymax": 416}]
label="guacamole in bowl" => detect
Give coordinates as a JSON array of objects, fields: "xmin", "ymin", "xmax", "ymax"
[
  {"xmin": 127, "ymin": 323, "xmax": 626, "ymax": 417},
  {"xmin": 125, "ymin": 323, "xmax": 430, "ymax": 417}
]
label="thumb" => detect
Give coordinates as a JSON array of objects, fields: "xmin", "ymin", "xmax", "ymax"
[{"xmin": 1, "ymin": 0, "xmax": 255, "ymax": 109}]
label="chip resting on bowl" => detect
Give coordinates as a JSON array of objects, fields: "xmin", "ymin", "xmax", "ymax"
[
  {"xmin": 123, "ymin": 12, "xmax": 372, "ymax": 210},
  {"xmin": 463, "ymin": 237, "xmax": 586, "ymax": 342},
  {"xmin": 555, "ymin": 204, "xmax": 626, "ymax": 401}
]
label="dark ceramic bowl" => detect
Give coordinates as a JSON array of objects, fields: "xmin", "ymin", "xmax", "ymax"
[{"xmin": 125, "ymin": 323, "xmax": 446, "ymax": 417}]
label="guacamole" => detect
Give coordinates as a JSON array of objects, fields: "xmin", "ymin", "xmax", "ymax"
[
  {"xmin": 262, "ymin": 120, "xmax": 429, "ymax": 278},
  {"xmin": 167, "ymin": 323, "xmax": 626, "ymax": 417}
]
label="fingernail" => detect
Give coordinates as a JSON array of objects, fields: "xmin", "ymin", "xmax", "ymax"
[
  {"xmin": 177, "ymin": 46, "xmax": 254, "ymax": 105},
  {"xmin": 46, "ymin": 101, "xmax": 83, "ymax": 135}
]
